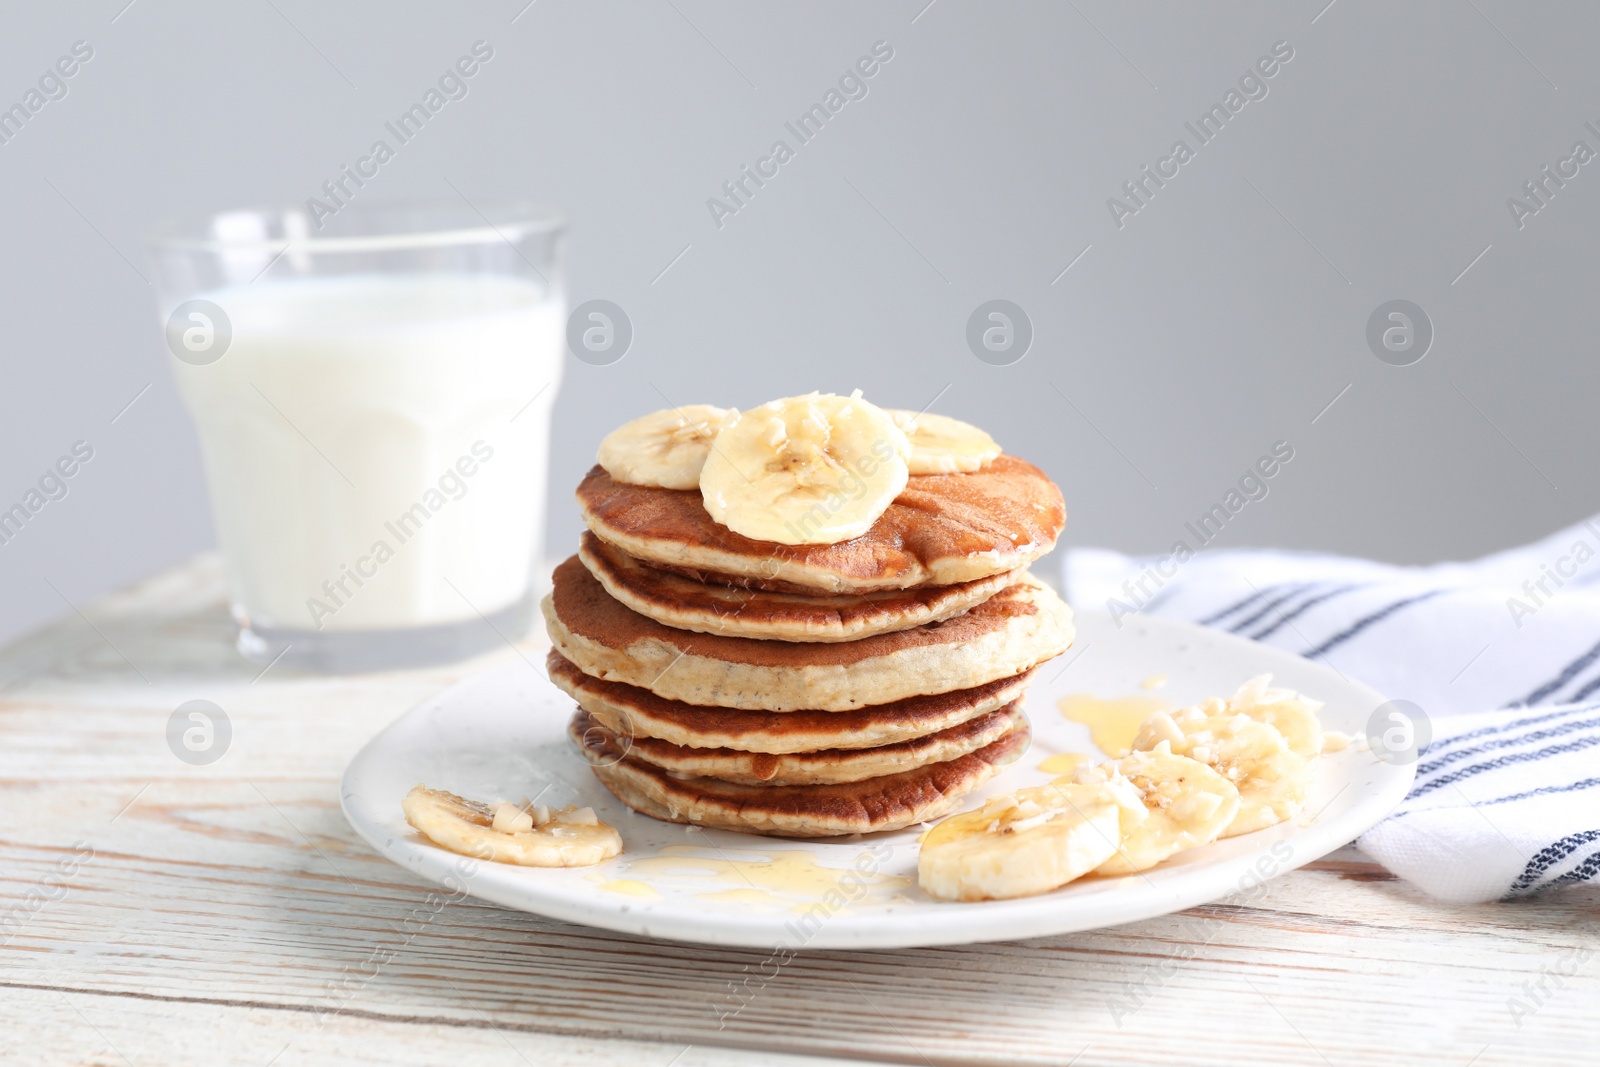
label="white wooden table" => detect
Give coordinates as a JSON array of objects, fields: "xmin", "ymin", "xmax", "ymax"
[{"xmin": 3, "ymin": 555, "xmax": 1596, "ymax": 1066}]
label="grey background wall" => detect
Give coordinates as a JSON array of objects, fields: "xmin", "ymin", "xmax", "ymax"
[{"xmin": 3, "ymin": 0, "xmax": 1597, "ymax": 645}]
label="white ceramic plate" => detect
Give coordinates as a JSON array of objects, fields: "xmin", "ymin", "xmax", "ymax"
[{"xmin": 341, "ymin": 610, "xmax": 1413, "ymax": 949}]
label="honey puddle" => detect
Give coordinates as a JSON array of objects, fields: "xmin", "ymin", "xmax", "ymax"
[
  {"xmin": 596, "ymin": 879, "xmax": 660, "ymax": 899},
  {"xmin": 1140, "ymin": 672, "xmax": 1170, "ymax": 691},
  {"xmin": 621, "ymin": 845, "xmax": 911, "ymax": 908},
  {"xmin": 1058, "ymin": 692, "xmax": 1171, "ymax": 757},
  {"xmin": 1036, "ymin": 752, "xmax": 1089, "ymax": 776}
]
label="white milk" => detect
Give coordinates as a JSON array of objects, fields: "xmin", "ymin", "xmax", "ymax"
[{"xmin": 171, "ymin": 274, "xmax": 561, "ymax": 631}]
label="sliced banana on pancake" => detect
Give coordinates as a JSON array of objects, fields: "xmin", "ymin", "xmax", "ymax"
[
  {"xmin": 597, "ymin": 404, "xmax": 735, "ymax": 490},
  {"xmin": 1134, "ymin": 705, "xmax": 1311, "ymax": 838},
  {"xmin": 918, "ymin": 782, "xmax": 1122, "ymax": 901},
  {"xmin": 402, "ymin": 785, "xmax": 622, "ymax": 867},
  {"xmin": 699, "ymin": 391, "xmax": 910, "ymax": 545},
  {"xmin": 889, "ymin": 410, "xmax": 1002, "ymax": 475},
  {"xmin": 1075, "ymin": 747, "xmax": 1241, "ymax": 875}
]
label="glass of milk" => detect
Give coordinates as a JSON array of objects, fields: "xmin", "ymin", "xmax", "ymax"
[{"xmin": 149, "ymin": 202, "xmax": 565, "ymax": 671}]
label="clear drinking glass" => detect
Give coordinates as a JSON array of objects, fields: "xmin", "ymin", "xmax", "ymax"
[{"xmin": 148, "ymin": 202, "xmax": 566, "ymax": 671}]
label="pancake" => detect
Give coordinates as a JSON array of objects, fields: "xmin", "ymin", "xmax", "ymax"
[
  {"xmin": 547, "ymin": 650, "xmax": 1036, "ymax": 753},
  {"xmin": 569, "ymin": 704, "xmax": 1022, "ymax": 786},
  {"xmin": 544, "ymin": 555, "xmax": 1074, "ymax": 712},
  {"xmin": 572, "ymin": 713, "xmax": 1032, "ymax": 837},
  {"xmin": 576, "ymin": 455, "xmax": 1065, "ymax": 594},
  {"xmin": 578, "ymin": 532, "xmax": 1019, "ymax": 642}
]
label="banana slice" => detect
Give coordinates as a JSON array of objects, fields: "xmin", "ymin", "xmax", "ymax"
[
  {"xmin": 1227, "ymin": 674, "xmax": 1326, "ymax": 760},
  {"xmin": 699, "ymin": 391, "xmax": 910, "ymax": 545},
  {"xmin": 402, "ymin": 785, "xmax": 622, "ymax": 867},
  {"xmin": 598, "ymin": 405, "xmax": 735, "ymax": 490},
  {"xmin": 888, "ymin": 410, "xmax": 1002, "ymax": 475},
  {"xmin": 1075, "ymin": 747, "xmax": 1241, "ymax": 875},
  {"xmin": 918, "ymin": 783, "xmax": 1121, "ymax": 901},
  {"xmin": 1134, "ymin": 705, "xmax": 1311, "ymax": 837}
]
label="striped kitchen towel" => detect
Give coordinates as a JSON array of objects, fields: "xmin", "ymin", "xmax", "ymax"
[{"xmin": 1062, "ymin": 511, "xmax": 1600, "ymax": 903}]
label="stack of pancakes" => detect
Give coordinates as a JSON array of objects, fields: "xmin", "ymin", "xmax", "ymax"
[{"xmin": 542, "ymin": 456, "xmax": 1074, "ymax": 838}]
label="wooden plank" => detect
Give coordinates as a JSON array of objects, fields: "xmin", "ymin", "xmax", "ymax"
[
  {"xmin": 5, "ymin": 777, "xmax": 1596, "ymax": 1066},
  {"xmin": 0, "ymin": 985, "xmax": 865, "ymax": 1067},
  {"xmin": 3, "ymin": 555, "xmax": 1598, "ymax": 1066}
]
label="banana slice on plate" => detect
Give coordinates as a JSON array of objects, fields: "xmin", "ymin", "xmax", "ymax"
[
  {"xmin": 888, "ymin": 410, "xmax": 1002, "ymax": 475},
  {"xmin": 699, "ymin": 391, "xmax": 911, "ymax": 545},
  {"xmin": 918, "ymin": 783, "xmax": 1122, "ymax": 901},
  {"xmin": 1074, "ymin": 747, "xmax": 1241, "ymax": 875},
  {"xmin": 402, "ymin": 785, "xmax": 622, "ymax": 867},
  {"xmin": 598, "ymin": 405, "xmax": 736, "ymax": 490},
  {"xmin": 1227, "ymin": 674, "xmax": 1327, "ymax": 760},
  {"xmin": 1134, "ymin": 705, "xmax": 1311, "ymax": 838}
]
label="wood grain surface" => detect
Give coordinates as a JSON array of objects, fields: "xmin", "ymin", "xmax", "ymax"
[{"xmin": 2, "ymin": 555, "xmax": 1596, "ymax": 1066}]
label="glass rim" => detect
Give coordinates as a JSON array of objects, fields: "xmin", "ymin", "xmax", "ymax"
[{"xmin": 147, "ymin": 199, "xmax": 567, "ymax": 254}]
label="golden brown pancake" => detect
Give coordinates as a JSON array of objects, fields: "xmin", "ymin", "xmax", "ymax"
[
  {"xmin": 576, "ymin": 455, "xmax": 1065, "ymax": 594},
  {"xmin": 546, "ymin": 650, "xmax": 1036, "ymax": 753},
  {"xmin": 544, "ymin": 555, "xmax": 1074, "ymax": 711},
  {"xmin": 571, "ymin": 712, "xmax": 1032, "ymax": 837},
  {"xmin": 570, "ymin": 704, "xmax": 1021, "ymax": 786},
  {"xmin": 578, "ymin": 532, "xmax": 1019, "ymax": 642}
]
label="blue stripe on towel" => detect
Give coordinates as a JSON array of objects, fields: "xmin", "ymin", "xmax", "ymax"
[
  {"xmin": 1416, "ymin": 717, "xmax": 1600, "ymax": 778},
  {"xmin": 1410, "ymin": 734, "xmax": 1600, "ymax": 799},
  {"xmin": 1515, "ymin": 636, "xmax": 1600, "ymax": 707},
  {"xmin": 1508, "ymin": 829, "xmax": 1600, "ymax": 894},
  {"xmin": 1229, "ymin": 583, "xmax": 1319, "ymax": 634},
  {"xmin": 1303, "ymin": 591, "xmax": 1445, "ymax": 660},
  {"xmin": 1565, "ymin": 669, "xmax": 1600, "ymax": 704},
  {"xmin": 1248, "ymin": 583, "xmax": 1369, "ymax": 641},
  {"xmin": 1390, "ymin": 776, "xmax": 1600, "ymax": 818},
  {"xmin": 1543, "ymin": 848, "xmax": 1600, "ymax": 890},
  {"xmin": 1421, "ymin": 704, "xmax": 1600, "ymax": 759},
  {"xmin": 1477, "ymin": 776, "xmax": 1600, "ymax": 810},
  {"xmin": 1196, "ymin": 585, "xmax": 1280, "ymax": 626}
]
